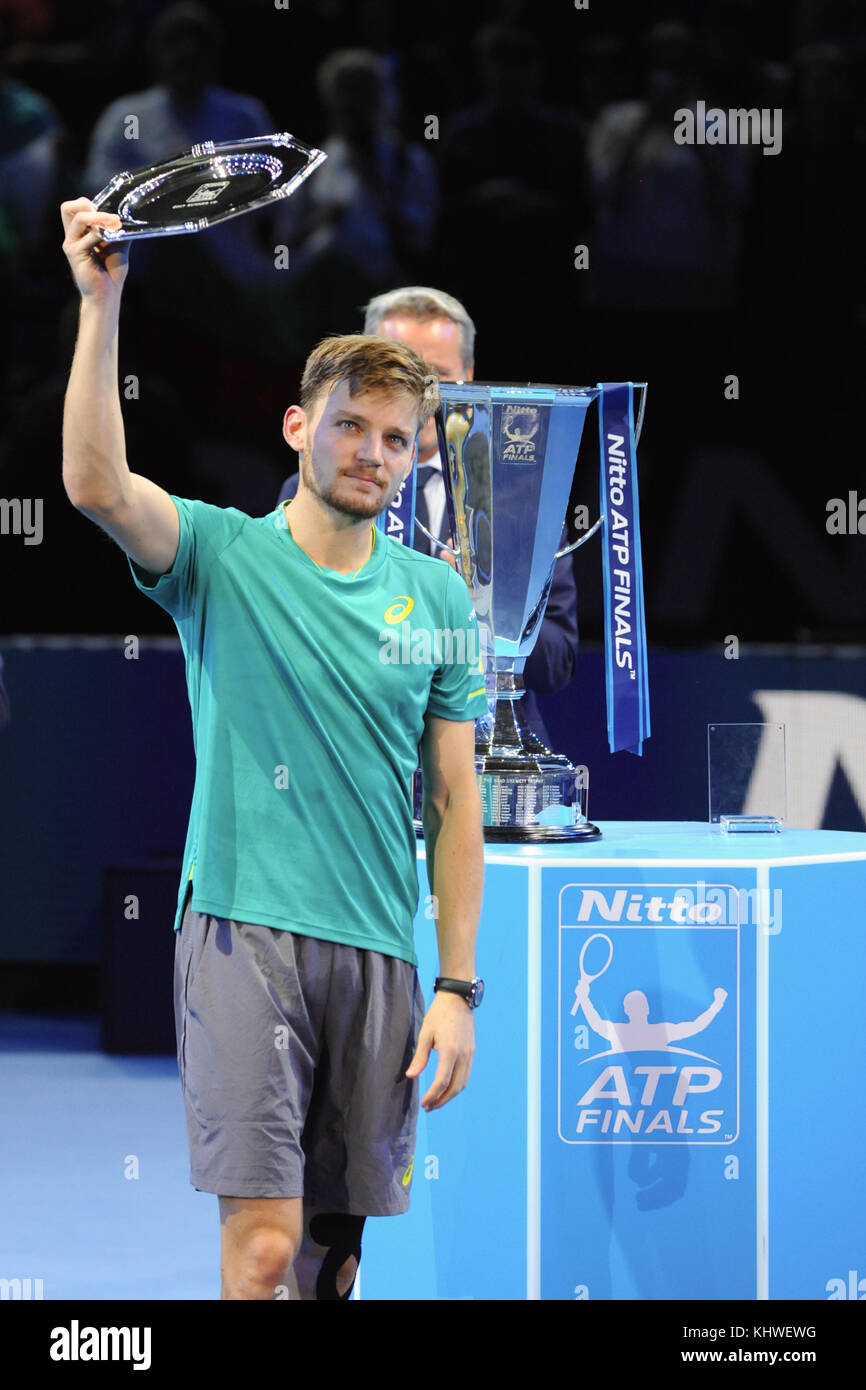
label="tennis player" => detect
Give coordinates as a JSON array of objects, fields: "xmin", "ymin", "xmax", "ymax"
[{"xmin": 60, "ymin": 197, "xmax": 486, "ymax": 1300}]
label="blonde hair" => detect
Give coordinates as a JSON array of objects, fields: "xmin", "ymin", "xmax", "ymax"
[{"xmin": 300, "ymin": 333, "xmax": 440, "ymax": 426}]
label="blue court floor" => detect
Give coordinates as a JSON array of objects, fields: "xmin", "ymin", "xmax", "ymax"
[{"xmin": 0, "ymin": 1011, "xmax": 217, "ymax": 1300}]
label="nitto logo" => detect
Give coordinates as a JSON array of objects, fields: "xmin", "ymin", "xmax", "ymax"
[
  {"xmin": 575, "ymin": 885, "xmax": 781, "ymax": 932},
  {"xmin": 578, "ymin": 888, "xmax": 723, "ymax": 924},
  {"xmin": 558, "ymin": 884, "xmax": 740, "ymax": 1145}
]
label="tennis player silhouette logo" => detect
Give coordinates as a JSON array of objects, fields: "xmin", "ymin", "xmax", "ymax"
[{"xmin": 571, "ymin": 934, "xmax": 728, "ymax": 1065}]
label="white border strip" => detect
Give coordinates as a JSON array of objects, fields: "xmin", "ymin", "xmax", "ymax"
[
  {"xmin": 756, "ymin": 863, "xmax": 770, "ymax": 1300},
  {"xmin": 472, "ymin": 851, "xmax": 866, "ymax": 869},
  {"xmin": 527, "ymin": 862, "xmax": 542, "ymax": 1301}
]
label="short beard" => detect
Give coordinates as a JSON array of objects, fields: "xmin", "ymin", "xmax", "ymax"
[{"xmin": 299, "ymin": 452, "xmax": 404, "ymax": 521}]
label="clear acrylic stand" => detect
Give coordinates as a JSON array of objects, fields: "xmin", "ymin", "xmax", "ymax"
[{"xmin": 708, "ymin": 723, "xmax": 786, "ymax": 832}]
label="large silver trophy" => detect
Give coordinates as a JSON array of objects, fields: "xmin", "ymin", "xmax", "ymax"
[{"xmin": 427, "ymin": 382, "xmax": 646, "ymax": 842}]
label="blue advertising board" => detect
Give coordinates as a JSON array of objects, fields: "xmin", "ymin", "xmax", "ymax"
[
  {"xmin": 360, "ymin": 826, "xmax": 866, "ymax": 1302},
  {"xmin": 541, "ymin": 870, "xmax": 757, "ymax": 1301}
]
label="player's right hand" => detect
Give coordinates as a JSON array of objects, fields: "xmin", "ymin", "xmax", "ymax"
[{"xmin": 60, "ymin": 198, "xmax": 130, "ymax": 302}]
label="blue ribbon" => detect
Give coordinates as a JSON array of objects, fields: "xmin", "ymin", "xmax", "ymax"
[
  {"xmin": 597, "ymin": 382, "xmax": 650, "ymax": 755},
  {"xmin": 375, "ymin": 439, "xmax": 418, "ymax": 546}
]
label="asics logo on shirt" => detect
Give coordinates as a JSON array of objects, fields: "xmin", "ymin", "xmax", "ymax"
[{"xmin": 384, "ymin": 596, "xmax": 415, "ymax": 624}]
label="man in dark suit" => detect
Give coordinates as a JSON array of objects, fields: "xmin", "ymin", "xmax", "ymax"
[{"xmin": 278, "ymin": 286, "xmax": 579, "ymax": 745}]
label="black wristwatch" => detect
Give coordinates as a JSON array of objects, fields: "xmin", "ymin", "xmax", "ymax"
[{"xmin": 434, "ymin": 976, "xmax": 485, "ymax": 1009}]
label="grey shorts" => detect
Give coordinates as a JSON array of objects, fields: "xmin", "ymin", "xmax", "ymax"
[{"xmin": 174, "ymin": 897, "xmax": 425, "ymax": 1213}]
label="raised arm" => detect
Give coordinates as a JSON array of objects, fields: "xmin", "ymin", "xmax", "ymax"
[
  {"xmin": 406, "ymin": 715, "xmax": 483, "ymax": 1111},
  {"xmin": 666, "ymin": 988, "xmax": 728, "ymax": 1041},
  {"xmin": 60, "ymin": 197, "xmax": 179, "ymax": 575}
]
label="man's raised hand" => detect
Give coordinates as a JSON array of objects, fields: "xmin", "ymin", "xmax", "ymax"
[{"xmin": 60, "ymin": 198, "xmax": 130, "ymax": 302}]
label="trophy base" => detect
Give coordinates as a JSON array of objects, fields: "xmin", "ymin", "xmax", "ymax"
[
  {"xmin": 479, "ymin": 820, "xmax": 601, "ymax": 842},
  {"xmin": 475, "ymin": 752, "xmax": 593, "ymax": 835},
  {"xmin": 412, "ymin": 818, "xmax": 601, "ymax": 842},
  {"xmin": 411, "ymin": 754, "xmax": 600, "ymax": 842}
]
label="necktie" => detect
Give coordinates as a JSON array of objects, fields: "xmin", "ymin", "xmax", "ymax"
[{"xmin": 414, "ymin": 462, "xmax": 440, "ymax": 555}]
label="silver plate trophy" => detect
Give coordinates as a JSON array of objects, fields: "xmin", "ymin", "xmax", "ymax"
[
  {"xmin": 418, "ymin": 381, "xmax": 646, "ymax": 842},
  {"xmin": 90, "ymin": 132, "xmax": 326, "ymax": 238}
]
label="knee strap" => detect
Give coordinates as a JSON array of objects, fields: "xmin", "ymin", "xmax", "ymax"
[{"xmin": 309, "ymin": 1213, "xmax": 365, "ymax": 1301}]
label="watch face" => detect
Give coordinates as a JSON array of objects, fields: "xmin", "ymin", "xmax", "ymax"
[{"xmin": 472, "ymin": 978, "xmax": 485, "ymax": 1007}]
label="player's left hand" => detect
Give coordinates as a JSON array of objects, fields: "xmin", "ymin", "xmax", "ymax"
[{"xmin": 406, "ymin": 990, "xmax": 475, "ymax": 1112}]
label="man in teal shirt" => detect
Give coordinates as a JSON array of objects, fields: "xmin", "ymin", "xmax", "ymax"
[{"xmin": 61, "ymin": 197, "xmax": 486, "ymax": 1301}]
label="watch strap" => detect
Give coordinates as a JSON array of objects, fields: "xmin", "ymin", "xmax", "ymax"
[{"xmin": 434, "ymin": 976, "xmax": 483, "ymax": 1007}]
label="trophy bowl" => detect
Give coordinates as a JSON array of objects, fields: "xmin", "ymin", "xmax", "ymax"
[
  {"xmin": 436, "ymin": 383, "xmax": 599, "ymax": 840},
  {"xmin": 414, "ymin": 381, "xmax": 646, "ymax": 842}
]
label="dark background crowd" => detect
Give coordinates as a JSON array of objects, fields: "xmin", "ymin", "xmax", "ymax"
[{"xmin": 0, "ymin": 0, "xmax": 864, "ymax": 643}]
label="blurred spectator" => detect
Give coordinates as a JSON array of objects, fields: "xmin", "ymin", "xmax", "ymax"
[
  {"xmin": 700, "ymin": 0, "xmax": 775, "ymax": 108},
  {"xmin": 0, "ymin": 1, "xmax": 155, "ymax": 162},
  {"xmin": 0, "ymin": 36, "xmax": 59, "ymax": 270},
  {"xmin": 795, "ymin": 0, "xmax": 864, "ymax": 46},
  {"xmin": 0, "ymin": 18, "xmax": 60, "ymax": 402},
  {"xmin": 746, "ymin": 41, "xmax": 865, "ymax": 363},
  {"xmin": 83, "ymin": 2, "xmax": 275, "ymax": 288},
  {"xmin": 275, "ymin": 47, "xmax": 437, "ymax": 285},
  {"xmin": 585, "ymin": 22, "xmax": 747, "ymax": 316},
  {"xmin": 436, "ymin": 24, "xmax": 588, "ymax": 379},
  {"xmin": 572, "ymin": 35, "xmax": 632, "ymax": 123},
  {"xmin": 581, "ymin": 20, "xmax": 749, "ymax": 388},
  {"xmin": 350, "ymin": 0, "xmax": 462, "ymax": 144}
]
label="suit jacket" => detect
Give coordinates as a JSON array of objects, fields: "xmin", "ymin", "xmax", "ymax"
[{"xmin": 276, "ymin": 473, "xmax": 579, "ymax": 744}]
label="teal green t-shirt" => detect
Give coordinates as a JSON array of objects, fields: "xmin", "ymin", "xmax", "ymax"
[{"xmin": 129, "ymin": 496, "xmax": 489, "ymax": 965}]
